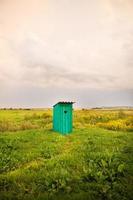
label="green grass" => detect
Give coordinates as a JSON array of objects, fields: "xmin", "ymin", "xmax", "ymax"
[{"xmin": 0, "ymin": 109, "xmax": 133, "ymax": 200}]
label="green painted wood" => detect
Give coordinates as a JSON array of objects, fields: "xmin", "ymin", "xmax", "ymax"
[{"xmin": 53, "ymin": 102, "xmax": 73, "ymax": 134}]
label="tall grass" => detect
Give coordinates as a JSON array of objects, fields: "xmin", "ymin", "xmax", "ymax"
[
  {"xmin": 0, "ymin": 128, "xmax": 133, "ymax": 200},
  {"xmin": 0, "ymin": 109, "xmax": 133, "ymax": 200},
  {"xmin": 0, "ymin": 120, "xmax": 18, "ymax": 132},
  {"xmin": 0, "ymin": 111, "xmax": 52, "ymax": 132},
  {"xmin": 73, "ymin": 109, "xmax": 133, "ymax": 131},
  {"xmin": 0, "ymin": 109, "xmax": 133, "ymax": 132}
]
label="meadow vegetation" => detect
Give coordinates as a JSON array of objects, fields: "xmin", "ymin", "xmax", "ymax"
[{"xmin": 0, "ymin": 109, "xmax": 133, "ymax": 200}]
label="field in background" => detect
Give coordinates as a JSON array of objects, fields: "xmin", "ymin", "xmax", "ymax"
[{"xmin": 0, "ymin": 109, "xmax": 133, "ymax": 200}]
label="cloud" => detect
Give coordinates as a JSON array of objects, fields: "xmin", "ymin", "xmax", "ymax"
[
  {"xmin": 11, "ymin": 30, "xmax": 132, "ymax": 90},
  {"xmin": 21, "ymin": 62, "xmax": 118, "ymax": 89},
  {"xmin": 0, "ymin": 0, "xmax": 133, "ymax": 107}
]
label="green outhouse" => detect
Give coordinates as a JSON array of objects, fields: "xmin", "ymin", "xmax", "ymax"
[{"xmin": 53, "ymin": 102, "xmax": 74, "ymax": 134}]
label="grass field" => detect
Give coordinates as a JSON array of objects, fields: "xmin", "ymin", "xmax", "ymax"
[{"xmin": 0, "ymin": 109, "xmax": 133, "ymax": 200}]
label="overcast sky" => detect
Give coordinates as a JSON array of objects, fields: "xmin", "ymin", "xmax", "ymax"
[{"xmin": 0, "ymin": 0, "xmax": 133, "ymax": 108}]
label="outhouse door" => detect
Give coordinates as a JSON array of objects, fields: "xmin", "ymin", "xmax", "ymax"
[{"xmin": 62, "ymin": 105, "xmax": 72, "ymax": 134}]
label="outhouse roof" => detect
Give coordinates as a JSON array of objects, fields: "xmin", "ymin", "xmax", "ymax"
[{"xmin": 53, "ymin": 101, "xmax": 74, "ymax": 107}]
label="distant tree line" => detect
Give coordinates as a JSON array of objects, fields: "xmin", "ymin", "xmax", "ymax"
[{"xmin": 0, "ymin": 108, "xmax": 31, "ymax": 110}]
